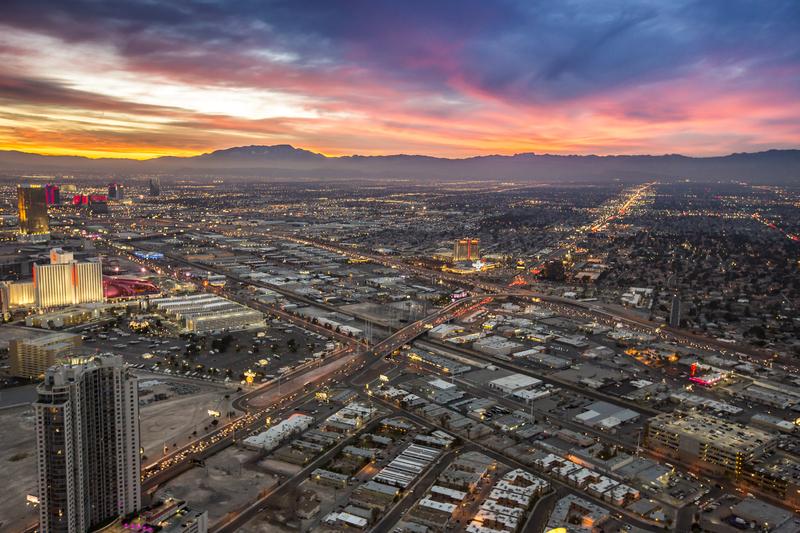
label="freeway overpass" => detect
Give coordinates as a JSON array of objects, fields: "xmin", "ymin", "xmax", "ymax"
[
  {"xmin": 140, "ymin": 294, "xmax": 480, "ymax": 491},
  {"xmin": 366, "ymin": 295, "xmax": 493, "ymax": 358},
  {"xmin": 141, "ymin": 344, "xmax": 360, "ymax": 491}
]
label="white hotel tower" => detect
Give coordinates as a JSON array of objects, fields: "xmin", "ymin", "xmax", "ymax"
[
  {"xmin": 34, "ymin": 355, "xmax": 141, "ymax": 533},
  {"xmin": 33, "ymin": 248, "xmax": 103, "ymax": 308}
]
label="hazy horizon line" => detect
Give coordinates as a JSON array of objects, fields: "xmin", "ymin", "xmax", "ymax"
[{"xmin": 2, "ymin": 144, "xmax": 798, "ymax": 162}]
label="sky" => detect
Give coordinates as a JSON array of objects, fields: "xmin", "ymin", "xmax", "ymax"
[{"xmin": 0, "ymin": 0, "xmax": 798, "ymax": 159}]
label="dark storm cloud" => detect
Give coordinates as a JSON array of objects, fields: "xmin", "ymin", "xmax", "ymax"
[{"xmin": 1, "ymin": 0, "xmax": 796, "ymax": 103}]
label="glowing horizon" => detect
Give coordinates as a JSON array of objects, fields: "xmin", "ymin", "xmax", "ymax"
[{"xmin": 1, "ymin": 1, "xmax": 799, "ymax": 160}]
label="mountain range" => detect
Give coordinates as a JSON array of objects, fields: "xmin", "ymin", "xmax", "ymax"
[{"xmin": 1, "ymin": 145, "xmax": 799, "ymax": 183}]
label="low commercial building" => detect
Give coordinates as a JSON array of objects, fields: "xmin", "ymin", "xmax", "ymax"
[
  {"xmin": 489, "ymin": 373, "xmax": 542, "ymax": 394},
  {"xmin": 9, "ymin": 331, "xmax": 82, "ymax": 379},
  {"xmin": 574, "ymin": 401, "xmax": 640, "ymax": 430},
  {"xmin": 311, "ymin": 468, "xmax": 349, "ymax": 488},
  {"xmin": 736, "ymin": 383, "xmax": 800, "ymax": 410},
  {"xmin": 360, "ymin": 479, "xmax": 400, "ymax": 501},
  {"xmin": 323, "ymin": 401, "xmax": 376, "ymax": 432},
  {"xmin": 25, "ymin": 303, "xmax": 114, "ymax": 329},
  {"xmin": 428, "ymin": 323, "xmax": 464, "ymax": 340},
  {"xmin": 106, "ymin": 498, "xmax": 208, "ymax": 533},
  {"xmin": 147, "ymin": 293, "xmax": 264, "ymax": 332},
  {"xmin": 750, "ymin": 413, "xmax": 797, "ymax": 434},
  {"xmin": 322, "ymin": 511, "xmax": 368, "ymax": 529},
  {"xmin": 243, "ymin": 413, "xmax": 314, "ymax": 452},
  {"xmin": 472, "ymin": 336, "xmax": 523, "ymax": 357},
  {"xmin": 375, "ymin": 443, "xmax": 442, "ymax": 488},
  {"xmin": 729, "ymin": 496, "xmax": 800, "ymax": 532},
  {"xmin": 545, "ymin": 494, "xmax": 610, "ymax": 532}
]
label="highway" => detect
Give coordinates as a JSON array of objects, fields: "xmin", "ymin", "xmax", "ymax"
[
  {"xmin": 139, "ymin": 288, "xmax": 482, "ymax": 512},
  {"xmin": 142, "ymin": 345, "xmax": 362, "ymax": 490}
]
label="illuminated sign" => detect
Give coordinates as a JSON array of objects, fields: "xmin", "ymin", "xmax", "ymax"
[
  {"xmin": 689, "ymin": 372, "xmax": 724, "ymax": 387},
  {"xmin": 451, "ymin": 289, "xmax": 469, "ymax": 302},
  {"xmin": 315, "ymin": 391, "xmax": 329, "ymax": 402},
  {"xmin": 133, "ymin": 251, "xmax": 164, "ymax": 260},
  {"xmin": 122, "ymin": 523, "xmax": 155, "ymax": 533}
]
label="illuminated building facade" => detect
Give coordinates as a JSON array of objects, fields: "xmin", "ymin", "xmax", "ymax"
[
  {"xmin": 147, "ymin": 293, "xmax": 263, "ymax": 332},
  {"xmin": 45, "ymin": 184, "xmax": 60, "ymax": 205},
  {"xmin": 18, "ymin": 185, "xmax": 50, "ymax": 242},
  {"xmin": 108, "ymin": 182, "xmax": 124, "ymax": 200},
  {"xmin": 9, "ymin": 332, "xmax": 81, "ymax": 379},
  {"xmin": 34, "ymin": 252, "xmax": 104, "ymax": 308},
  {"xmin": 453, "ymin": 238, "xmax": 479, "ymax": 262},
  {"xmin": 0, "ymin": 280, "xmax": 36, "ymax": 313},
  {"xmin": 645, "ymin": 412, "xmax": 777, "ymax": 477},
  {"xmin": 34, "ymin": 355, "xmax": 141, "ymax": 533},
  {"xmin": 97, "ymin": 498, "xmax": 208, "ymax": 533},
  {"xmin": 50, "ymin": 248, "xmax": 73, "ymax": 264}
]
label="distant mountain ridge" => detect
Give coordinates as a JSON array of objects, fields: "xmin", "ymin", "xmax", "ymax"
[{"xmin": 1, "ymin": 145, "xmax": 799, "ymax": 183}]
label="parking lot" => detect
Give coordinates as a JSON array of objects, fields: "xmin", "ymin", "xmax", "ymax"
[{"xmin": 75, "ymin": 314, "xmax": 338, "ymax": 385}]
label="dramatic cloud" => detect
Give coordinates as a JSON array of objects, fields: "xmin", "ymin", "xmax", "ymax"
[{"xmin": 0, "ymin": 0, "xmax": 798, "ymax": 158}]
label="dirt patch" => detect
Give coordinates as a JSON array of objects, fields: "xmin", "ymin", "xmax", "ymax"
[
  {"xmin": 0, "ymin": 406, "xmax": 39, "ymax": 531},
  {"xmin": 154, "ymin": 446, "xmax": 278, "ymax": 523}
]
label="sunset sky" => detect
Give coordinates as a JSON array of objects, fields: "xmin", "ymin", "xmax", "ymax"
[{"xmin": 1, "ymin": 0, "xmax": 799, "ymax": 159}]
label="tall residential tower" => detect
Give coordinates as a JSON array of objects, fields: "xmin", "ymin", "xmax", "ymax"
[{"xmin": 34, "ymin": 355, "xmax": 141, "ymax": 532}]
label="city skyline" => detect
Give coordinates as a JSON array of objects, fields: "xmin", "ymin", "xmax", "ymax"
[
  {"xmin": 1, "ymin": 176, "xmax": 799, "ymax": 532},
  {"xmin": 1, "ymin": 2, "xmax": 799, "ymax": 532},
  {"xmin": 0, "ymin": 1, "xmax": 799, "ymax": 160}
]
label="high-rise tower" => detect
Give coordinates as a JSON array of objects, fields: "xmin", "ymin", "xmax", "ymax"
[
  {"xmin": 453, "ymin": 238, "xmax": 479, "ymax": 262},
  {"xmin": 108, "ymin": 183, "xmax": 125, "ymax": 200},
  {"xmin": 34, "ymin": 355, "xmax": 141, "ymax": 532},
  {"xmin": 18, "ymin": 185, "xmax": 50, "ymax": 242},
  {"xmin": 33, "ymin": 251, "xmax": 103, "ymax": 308},
  {"xmin": 45, "ymin": 184, "xmax": 61, "ymax": 205},
  {"xmin": 148, "ymin": 177, "xmax": 160, "ymax": 197}
]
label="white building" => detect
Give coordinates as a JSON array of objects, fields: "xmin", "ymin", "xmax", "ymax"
[
  {"xmin": 243, "ymin": 413, "xmax": 314, "ymax": 451},
  {"xmin": 473, "ymin": 336, "xmax": 524, "ymax": 357},
  {"xmin": 34, "ymin": 253, "xmax": 103, "ymax": 309},
  {"xmin": 489, "ymin": 373, "xmax": 542, "ymax": 394},
  {"xmin": 34, "ymin": 355, "xmax": 141, "ymax": 532},
  {"xmin": 147, "ymin": 293, "xmax": 263, "ymax": 333}
]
